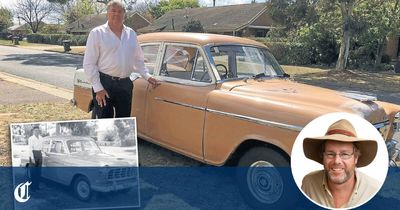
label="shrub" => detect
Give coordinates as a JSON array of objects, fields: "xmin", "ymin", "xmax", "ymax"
[
  {"xmin": 256, "ymin": 40, "xmax": 314, "ymax": 65},
  {"xmin": 71, "ymin": 35, "xmax": 88, "ymax": 46},
  {"xmin": 296, "ymin": 24, "xmax": 338, "ymax": 65},
  {"xmin": 26, "ymin": 33, "xmax": 87, "ymax": 46},
  {"xmin": 381, "ymin": 54, "xmax": 391, "ymax": 64},
  {"xmin": 182, "ymin": 19, "xmax": 204, "ymax": 33}
]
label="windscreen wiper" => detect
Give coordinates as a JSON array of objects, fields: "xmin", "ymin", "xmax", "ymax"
[{"xmin": 253, "ymin": 73, "xmax": 267, "ymax": 79}]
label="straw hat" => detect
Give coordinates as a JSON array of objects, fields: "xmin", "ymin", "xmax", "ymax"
[{"xmin": 303, "ymin": 119, "xmax": 377, "ymax": 167}]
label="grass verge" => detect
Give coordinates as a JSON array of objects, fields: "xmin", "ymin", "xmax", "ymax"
[{"xmin": 283, "ymin": 66, "xmax": 400, "ymax": 94}]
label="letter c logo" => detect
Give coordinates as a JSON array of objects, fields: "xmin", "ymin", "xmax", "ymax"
[{"xmin": 14, "ymin": 181, "xmax": 32, "ymax": 203}]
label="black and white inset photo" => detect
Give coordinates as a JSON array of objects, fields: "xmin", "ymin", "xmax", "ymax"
[{"xmin": 10, "ymin": 117, "xmax": 140, "ymax": 209}]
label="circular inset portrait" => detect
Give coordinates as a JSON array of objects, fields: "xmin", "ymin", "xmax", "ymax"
[{"xmin": 291, "ymin": 112, "xmax": 388, "ymax": 209}]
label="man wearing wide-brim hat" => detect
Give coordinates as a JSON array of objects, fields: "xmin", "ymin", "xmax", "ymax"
[{"xmin": 301, "ymin": 119, "xmax": 380, "ymax": 209}]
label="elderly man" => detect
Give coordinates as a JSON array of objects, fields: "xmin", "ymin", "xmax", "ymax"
[
  {"xmin": 301, "ymin": 119, "xmax": 380, "ymax": 209},
  {"xmin": 83, "ymin": 0, "xmax": 159, "ymax": 119}
]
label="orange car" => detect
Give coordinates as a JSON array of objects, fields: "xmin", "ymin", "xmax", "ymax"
[{"xmin": 73, "ymin": 32, "xmax": 400, "ymax": 208}]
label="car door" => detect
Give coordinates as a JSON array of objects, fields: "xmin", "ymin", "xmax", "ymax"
[
  {"xmin": 131, "ymin": 43, "xmax": 162, "ymax": 134},
  {"xmin": 41, "ymin": 140, "xmax": 68, "ymax": 183},
  {"xmin": 145, "ymin": 43, "xmax": 216, "ymax": 160}
]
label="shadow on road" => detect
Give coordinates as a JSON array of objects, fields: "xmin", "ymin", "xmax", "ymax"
[{"xmin": 2, "ymin": 53, "xmax": 83, "ymax": 68}]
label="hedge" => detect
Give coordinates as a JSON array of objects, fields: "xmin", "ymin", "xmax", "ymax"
[
  {"xmin": 26, "ymin": 33, "xmax": 88, "ymax": 46},
  {"xmin": 254, "ymin": 39, "xmax": 314, "ymax": 65}
]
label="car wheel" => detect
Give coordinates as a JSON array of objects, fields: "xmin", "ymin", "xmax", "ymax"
[
  {"xmin": 73, "ymin": 176, "xmax": 92, "ymax": 201},
  {"xmin": 236, "ymin": 146, "xmax": 298, "ymax": 209}
]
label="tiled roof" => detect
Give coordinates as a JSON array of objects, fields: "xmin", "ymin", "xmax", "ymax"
[
  {"xmin": 139, "ymin": 3, "xmax": 268, "ymax": 33},
  {"xmin": 67, "ymin": 12, "xmax": 150, "ymax": 33}
]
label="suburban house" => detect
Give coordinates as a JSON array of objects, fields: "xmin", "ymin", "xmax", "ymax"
[
  {"xmin": 67, "ymin": 11, "xmax": 151, "ymax": 35},
  {"xmin": 7, "ymin": 23, "xmax": 31, "ymax": 36},
  {"xmin": 138, "ymin": 3, "xmax": 274, "ymax": 37},
  {"xmin": 386, "ymin": 33, "xmax": 400, "ymax": 61}
]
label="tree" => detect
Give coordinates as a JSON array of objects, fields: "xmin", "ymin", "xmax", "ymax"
[
  {"xmin": 335, "ymin": 0, "xmax": 356, "ymax": 71},
  {"xmin": 50, "ymin": 0, "xmax": 139, "ymax": 10},
  {"xmin": 0, "ymin": 7, "xmax": 13, "ymax": 32},
  {"xmin": 266, "ymin": 0, "xmax": 319, "ymax": 34},
  {"xmin": 182, "ymin": 19, "xmax": 204, "ymax": 32},
  {"xmin": 62, "ymin": 0, "xmax": 96, "ymax": 24},
  {"xmin": 57, "ymin": 121, "xmax": 92, "ymax": 136},
  {"xmin": 114, "ymin": 119, "xmax": 135, "ymax": 147},
  {"xmin": 148, "ymin": 0, "xmax": 199, "ymax": 19},
  {"xmin": 47, "ymin": 0, "xmax": 69, "ymax": 3},
  {"xmin": 355, "ymin": 0, "xmax": 400, "ymax": 69},
  {"xmin": 14, "ymin": 0, "xmax": 55, "ymax": 33}
]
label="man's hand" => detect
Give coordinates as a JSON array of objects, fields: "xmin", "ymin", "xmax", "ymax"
[
  {"xmin": 95, "ymin": 89, "xmax": 110, "ymax": 107},
  {"xmin": 148, "ymin": 77, "xmax": 160, "ymax": 88}
]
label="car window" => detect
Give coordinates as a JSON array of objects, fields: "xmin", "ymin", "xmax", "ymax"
[
  {"xmin": 50, "ymin": 141, "xmax": 65, "ymax": 154},
  {"xmin": 192, "ymin": 54, "xmax": 211, "ymax": 82},
  {"xmin": 67, "ymin": 140, "xmax": 101, "ymax": 154},
  {"xmin": 209, "ymin": 45, "xmax": 285, "ymax": 79},
  {"xmin": 210, "ymin": 48, "xmax": 230, "ymax": 79},
  {"xmin": 42, "ymin": 140, "xmax": 50, "ymax": 152},
  {"xmin": 68, "ymin": 141, "xmax": 83, "ymax": 153},
  {"xmin": 142, "ymin": 44, "xmax": 160, "ymax": 74},
  {"xmin": 161, "ymin": 45, "xmax": 211, "ymax": 83}
]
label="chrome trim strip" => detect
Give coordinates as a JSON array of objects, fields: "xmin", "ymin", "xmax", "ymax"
[
  {"xmin": 154, "ymin": 97, "xmax": 206, "ymax": 111},
  {"xmin": 207, "ymin": 108, "xmax": 303, "ymax": 132},
  {"xmin": 153, "ymin": 97, "xmax": 303, "ymax": 131},
  {"xmin": 373, "ymin": 120, "xmax": 390, "ymax": 129}
]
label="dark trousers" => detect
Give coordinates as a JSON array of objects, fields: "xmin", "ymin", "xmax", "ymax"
[
  {"xmin": 31, "ymin": 150, "xmax": 42, "ymax": 190},
  {"xmin": 92, "ymin": 72, "xmax": 133, "ymax": 118}
]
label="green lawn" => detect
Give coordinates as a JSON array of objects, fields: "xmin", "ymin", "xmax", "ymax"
[{"xmin": 0, "ymin": 39, "xmax": 85, "ymax": 54}]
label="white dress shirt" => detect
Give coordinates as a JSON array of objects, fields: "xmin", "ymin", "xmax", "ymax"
[
  {"xmin": 28, "ymin": 135, "xmax": 43, "ymax": 151},
  {"xmin": 28, "ymin": 135, "xmax": 43, "ymax": 162},
  {"xmin": 83, "ymin": 22, "xmax": 151, "ymax": 92}
]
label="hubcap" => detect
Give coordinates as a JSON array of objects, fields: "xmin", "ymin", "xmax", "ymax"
[
  {"xmin": 77, "ymin": 180, "xmax": 90, "ymax": 199},
  {"xmin": 247, "ymin": 161, "xmax": 283, "ymax": 204}
]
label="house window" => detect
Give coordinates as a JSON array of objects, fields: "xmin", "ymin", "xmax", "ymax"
[{"xmin": 255, "ymin": 29, "xmax": 267, "ymax": 38}]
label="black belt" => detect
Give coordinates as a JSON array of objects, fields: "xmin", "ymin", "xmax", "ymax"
[{"xmin": 100, "ymin": 72, "xmax": 129, "ymax": 81}]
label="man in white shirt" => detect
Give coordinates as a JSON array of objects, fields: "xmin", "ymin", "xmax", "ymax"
[
  {"xmin": 83, "ymin": 0, "xmax": 159, "ymax": 118},
  {"xmin": 28, "ymin": 125, "xmax": 43, "ymax": 190}
]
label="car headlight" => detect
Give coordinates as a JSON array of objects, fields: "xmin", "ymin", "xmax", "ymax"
[{"xmin": 97, "ymin": 167, "xmax": 109, "ymax": 179}]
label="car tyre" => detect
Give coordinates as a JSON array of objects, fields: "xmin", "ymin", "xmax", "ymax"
[
  {"xmin": 236, "ymin": 146, "xmax": 298, "ymax": 209},
  {"xmin": 73, "ymin": 176, "xmax": 92, "ymax": 201}
]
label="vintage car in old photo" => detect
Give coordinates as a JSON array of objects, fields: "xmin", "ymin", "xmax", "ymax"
[
  {"xmin": 23, "ymin": 136, "xmax": 137, "ymax": 201},
  {"xmin": 73, "ymin": 32, "xmax": 400, "ymax": 208}
]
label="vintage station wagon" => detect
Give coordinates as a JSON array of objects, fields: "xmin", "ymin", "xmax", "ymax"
[{"xmin": 73, "ymin": 32, "xmax": 400, "ymax": 208}]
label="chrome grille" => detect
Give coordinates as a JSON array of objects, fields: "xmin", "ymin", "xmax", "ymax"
[{"xmin": 107, "ymin": 168, "xmax": 136, "ymax": 180}]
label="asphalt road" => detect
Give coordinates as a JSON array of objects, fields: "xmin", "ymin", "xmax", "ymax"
[{"xmin": 0, "ymin": 45, "xmax": 82, "ymax": 90}]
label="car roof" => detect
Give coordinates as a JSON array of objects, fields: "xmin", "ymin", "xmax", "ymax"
[
  {"xmin": 138, "ymin": 32, "xmax": 266, "ymax": 48},
  {"xmin": 43, "ymin": 136, "xmax": 94, "ymax": 141}
]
